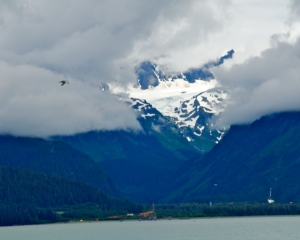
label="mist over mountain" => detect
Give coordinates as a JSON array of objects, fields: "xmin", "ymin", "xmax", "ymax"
[
  {"xmin": 214, "ymin": 38, "xmax": 300, "ymax": 128},
  {"xmin": 0, "ymin": 0, "xmax": 295, "ymax": 139},
  {"xmin": 122, "ymin": 50, "xmax": 233, "ymax": 152},
  {"xmin": 135, "ymin": 49, "xmax": 234, "ymax": 90}
]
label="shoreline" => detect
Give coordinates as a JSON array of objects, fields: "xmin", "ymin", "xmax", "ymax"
[{"xmin": 3, "ymin": 214, "xmax": 300, "ymax": 228}]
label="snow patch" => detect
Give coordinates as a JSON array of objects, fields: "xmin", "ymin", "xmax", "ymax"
[
  {"xmin": 141, "ymin": 113, "xmax": 155, "ymax": 119},
  {"xmin": 186, "ymin": 137, "xmax": 193, "ymax": 142}
]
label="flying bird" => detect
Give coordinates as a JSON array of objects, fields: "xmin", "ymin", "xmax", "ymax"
[{"xmin": 59, "ymin": 80, "xmax": 69, "ymax": 86}]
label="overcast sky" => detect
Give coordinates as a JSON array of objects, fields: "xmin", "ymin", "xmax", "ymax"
[
  {"xmin": 213, "ymin": 0, "xmax": 300, "ymax": 127},
  {"xmin": 0, "ymin": 0, "xmax": 298, "ymax": 137}
]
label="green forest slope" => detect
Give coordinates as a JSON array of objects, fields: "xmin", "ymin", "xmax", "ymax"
[
  {"xmin": 60, "ymin": 112, "xmax": 201, "ymax": 203},
  {"xmin": 0, "ymin": 135, "xmax": 119, "ymax": 197},
  {"xmin": 0, "ymin": 166, "xmax": 142, "ymax": 226},
  {"xmin": 163, "ymin": 112, "xmax": 300, "ymax": 203}
]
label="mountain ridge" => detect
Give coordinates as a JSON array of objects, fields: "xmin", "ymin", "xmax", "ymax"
[
  {"xmin": 0, "ymin": 135, "xmax": 120, "ymax": 197},
  {"xmin": 161, "ymin": 111, "xmax": 300, "ymax": 203},
  {"xmin": 124, "ymin": 51, "xmax": 234, "ymax": 152},
  {"xmin": 60, "ymin": 98, "xmax": 201, "ymax": 203}
]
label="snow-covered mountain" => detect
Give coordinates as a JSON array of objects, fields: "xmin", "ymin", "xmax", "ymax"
[
  {"xmin": 129, "ymin": 98, "xmax": 157, "ymax": 120},
  {"xmin": 135, "ymin": 49, "xmax": 234, "ymax": 89},
  {"xmin": 128, "ymin": 97, "xmax": 183, "ymax": 136},
  {"xmin": 128, "ymin": 80, "xmax": 227, "ymax": 152},
  {"xmin": 110, "ymin": 50, "xmax": 233, "ymax": 152},
  {"xmin": 169, "ymin": 88, "xmax": 227, "ymax": 146}
]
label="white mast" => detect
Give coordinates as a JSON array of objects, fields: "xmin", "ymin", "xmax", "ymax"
[{"xmin": 268, "ymin": 188, "xmax": 274, "ymax": 203}]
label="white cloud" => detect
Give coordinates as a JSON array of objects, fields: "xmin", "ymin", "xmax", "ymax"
[
  {"xmin": 210, "ymin": 0, "xmax": 300, "ymax": 127},
  {"xmin": 129, "ymin": 0, "xmax": 290, "ymax": 72},
  {"xmin": 214, "ymin": 39, "xmax": 300, "ymax": 127},
  {"xmin": 0, "ymin": 0, "xmax": 296, "ymax": 136},
  {"xmin": 0, "ymin": 62, "xmax": 140, "ymax": 137}
]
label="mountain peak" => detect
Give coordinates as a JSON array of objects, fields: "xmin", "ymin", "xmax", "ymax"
[{"xmin": 135, "ymin": 49, "xmax": 234, "ymax": 90}]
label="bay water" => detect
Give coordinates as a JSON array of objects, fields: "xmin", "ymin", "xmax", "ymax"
[{"xmin": 1, "ymin": 216, "xmax": 300, "ymax": 240}]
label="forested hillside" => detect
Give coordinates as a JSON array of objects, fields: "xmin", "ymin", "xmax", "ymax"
[
  {"xmin": 60, "ymin": 109, "xmax": 201, "ymax": 203},
  {"xmin": 0, "ymin": 135, "xmax": 120, "ymax": 197},
  {"xmin": 0, "ymin": 166, "xmax": 142, "ymax": 226},
  {"xmin": 163, "ymin": 112, "xmax": 300, "ymax": 203}
]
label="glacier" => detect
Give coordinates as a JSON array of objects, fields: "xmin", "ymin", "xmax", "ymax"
[{"xmin": 110, "ymin": 50, "xmax": 234, "ymax": 152}]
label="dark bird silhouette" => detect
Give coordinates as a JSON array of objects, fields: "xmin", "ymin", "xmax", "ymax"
[{"xmin": 59, "ymin": 80, "xmax": 69, "ymax": 86}]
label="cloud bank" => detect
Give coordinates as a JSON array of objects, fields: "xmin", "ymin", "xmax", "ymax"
[
  {"xmin": 0, "ymin": 0, "xmax": 295, "ymax": 136},
  {"xmin": 210, "ymin": 0, "xmax": 300, "ymax": 127},
  {"xmin": 0, "ymin": 62, "xmax": 140, "ymax": 137},
  {"xmin": 214, "ymin": 38, "xmax": 300, "ymax": 127}
]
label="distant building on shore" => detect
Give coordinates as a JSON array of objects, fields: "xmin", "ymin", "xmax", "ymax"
[{"xmin": 139, "ymin": 203, "xmax": 157, "ymax": 220}]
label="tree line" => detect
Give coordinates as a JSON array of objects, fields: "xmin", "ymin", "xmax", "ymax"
[
  {"xmin": 153, "ymin": 202, "xmax": 300, "ymax": 218},
  {"xmin": 0, "ymin": 165, "xmax": 142, "ymax": 226}
]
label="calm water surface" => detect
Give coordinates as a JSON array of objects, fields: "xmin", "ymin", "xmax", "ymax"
[{"xmin": 1, "ymin": 216, "xmax": 300, "ymax": 240}]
